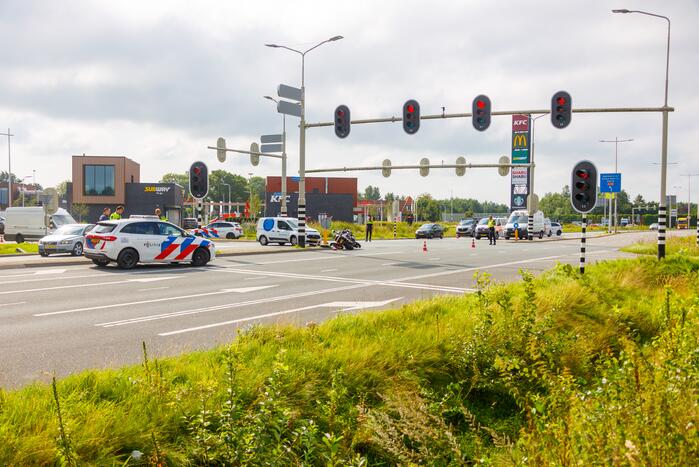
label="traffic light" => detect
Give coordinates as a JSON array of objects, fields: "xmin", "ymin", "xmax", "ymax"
[
  {"xmin": 334, "ymin": 105, "xmax": 351, "ymax": 138},
  {"xmin": 551, "ymin": 91, "xmax": 572, "ymax": 129},
  {"xmin": 402, "ymin": 99, "xmax": 420, "ymax": 134},
  {"xmin": 570, "ymin": 160, "xmax": 597, "ymax": 213},
  {"xmin": 189, "ymin": 161, "xmax": 209, "ymax": 199},
  {"xmin": 472, "ymin": 94, "xmax": 491, "ymax": 131}
]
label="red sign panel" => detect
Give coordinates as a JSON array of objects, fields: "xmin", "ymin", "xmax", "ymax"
[{"xmin": 512, "ymin": 114, "xmax": 529, "ymax": 132}]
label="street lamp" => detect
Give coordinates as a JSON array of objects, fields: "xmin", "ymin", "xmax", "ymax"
[
  {"xmin": 599, "ymin": 137, "xmax": 633, "ymax": 233},
  {"xmin": 247, "ymin": 172, "xmax": 253, "ymax": 218},
  {"xmin": 265, "ymin": 35, "xmax": 344, "ymax": 247},
  {"xmin": 263, "ymin": 95, "xmax": 288, "ymax": 217},
  {"xmin": 527, "ymin": 113, "xmax": 548, "ymax": 240},
  {"xmin": 680, "ymin": 173, "xmax": 699, "ymax": 244},
  {"xmin": 221, "ymin": 183, "xmax": 231, "ymax": 216},
  {"xmin": 0, "ymin": 128, "xmax": 13, "ymax": 207},
  {"xmin": 613, "ymin": 8, "xmax": 671, "ymax": 258}
]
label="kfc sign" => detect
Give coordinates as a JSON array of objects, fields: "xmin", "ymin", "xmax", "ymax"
[{"xmin": 512, "ymin": 114, "xmax": 529, "ymax": 132}]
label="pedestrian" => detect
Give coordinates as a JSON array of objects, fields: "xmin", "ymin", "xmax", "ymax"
[
  {"xmin": 365, "ymin": 215, "xmax": 373, "ymax": 242},
  {"xmin": 155, "ymin": 208, "xmax": 168, "ymax": 221},
  {"xmin": 99, "ymin": 207, "xmax": 111, "ymax": 222},
  {"xmin": 110, "ymin": 205, "xmax": 124, "ymax": 220},
  {"xmin": 487, "ymin": 215, "xmax": 496, "ymax": 245}
]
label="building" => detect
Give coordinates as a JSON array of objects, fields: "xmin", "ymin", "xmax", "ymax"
[
  {"xmin": 264, "ymin": 176, "xmax": 357, "ymax": 222},
  {"xmin": 68, "ymin": 155, "xmax": 184, "ymax": 224}
]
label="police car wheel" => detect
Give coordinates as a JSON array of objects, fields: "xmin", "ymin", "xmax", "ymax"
[
  {"xmin": 191, "ymin": 248, "xmax": 210, "ymax": 267},
  {"xmin": 71, "ymin": 243, "xmax": 83, "ymax": 256},
  {"xmin": 92, "ymin": 258, "xmax": 109, "ymax": 267},
  {"xmin": 40, "ymin": 252, "xmax": 49, "ymax": 257},
  {"xmin": 117, "ymin": 248, "xmax": 139, "ymax": 270},
  {"xmin": 259, "ymin": 236, "xmax": 269, "ymax": 246},
  {"xmin": 226, "ymin": 233, "xmax": 235, "ymax": 239}
]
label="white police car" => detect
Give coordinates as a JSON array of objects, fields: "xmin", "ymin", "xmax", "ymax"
[{"xmin": 84, "ymin": 217, "xmax": 216, "ymax": 269}]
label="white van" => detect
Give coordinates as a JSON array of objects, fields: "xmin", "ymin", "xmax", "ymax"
[
  {"xmin": 256, "ymin": 217, "xmax": 321, "ymax": 246},
  {"xmin": 3, "ymin": 207, "xmax": 77, "ymax": 243},
  {"xmin": 504, "ymin": 210, "xmax": 545, "ymax": 239}
]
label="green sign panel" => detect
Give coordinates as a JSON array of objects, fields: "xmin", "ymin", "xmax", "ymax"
[{"xmin": 511, "ymin": 148, "xmax": 529, "ymax": 163}]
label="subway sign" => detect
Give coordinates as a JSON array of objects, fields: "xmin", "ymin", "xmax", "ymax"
[{"xmin": 144, "ymin": 186, "xmax": 172, "ymax": 194}]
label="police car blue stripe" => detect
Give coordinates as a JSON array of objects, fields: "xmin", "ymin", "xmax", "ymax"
[
  {"xmin": 161, "ymin": 236, "xmax": 178, "ymax": 250},
  {"xmin": 179, "ymin": 236, "xmax": 194, "ymax": 252}
]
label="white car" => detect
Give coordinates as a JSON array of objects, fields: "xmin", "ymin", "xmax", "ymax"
[
  {"xmin": 256, "ymin": 217, "xmax": 321, "ymax": 246},
  {"xmin": 193, "ymin": 221, "xmax": 243, "ymax": 239},
  {"xmin": 84, "ymin": 218, "xmax": 216, "ymax": 269}
]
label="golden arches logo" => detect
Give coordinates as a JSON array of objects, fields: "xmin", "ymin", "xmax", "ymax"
[{"xmin": 512, "ymin": 133, "xmax": 528, "ymax": 149}]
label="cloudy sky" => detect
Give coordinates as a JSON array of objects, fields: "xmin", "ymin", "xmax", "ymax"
[{"xmin": 1, "ymin": 0, "xmax": 698, "ymax": 204}]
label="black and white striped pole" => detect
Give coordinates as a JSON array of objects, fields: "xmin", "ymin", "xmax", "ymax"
[
  {"xmin": 189, "ymin": 161, "xmax": 209, "ymax": 229},
  {"xmin": 196, "ymin": 199, "xmax": 203, "ymax": 228},
  {"xmin": 580, "ymin": 214, "xmax": 587, "ymax": 273},
  {"xmin": 571, "ymin": 160, "xmax": 598, "ymax": 274}
]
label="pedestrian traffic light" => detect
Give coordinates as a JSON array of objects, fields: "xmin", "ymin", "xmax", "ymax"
[
  {"xmin": 334, "ymin": 105, "xmax": 351, "ymax": 138},
  {"xmin": 551, "ymin": 91, "xmax": 572, "ymax": 129},
  {"xmin": 472, "ymin": 95, "xmax": 491, "ymax": 131},
  {"xmin": 189, "ymin": 161, "xmax": 209, "ymax": 199},
  {"xmin": 571, "ymin": 160, "xmax": 597, "ymax": 213},
  {"xmin": 402, "ymin": 99, "xmax": 420, "ymax": 135}
]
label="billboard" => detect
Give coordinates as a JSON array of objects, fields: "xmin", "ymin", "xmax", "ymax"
[{"xmin": 510, "ymin": 114, "xmax": 531, "ymax": 211}]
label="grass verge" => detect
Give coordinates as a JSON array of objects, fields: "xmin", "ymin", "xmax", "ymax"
[
  {"xmin": 0, "ymin": 256, "xmax": 697, "ymax": 465},
  {"xmin": 0, "ymin": 242, "xmax": 39, "ymax": 255},
  {"xmin": 622, "ymin": 234, "xmax": 699, "ymax": 257}
]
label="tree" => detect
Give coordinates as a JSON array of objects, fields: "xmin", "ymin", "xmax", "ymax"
[
  {"xmin": 249, "ymin": 176, "xmax": 266, "ymax": 201},
  {"xmin": 633, "ymin": 194, "xmax": 646, "ymax": 206},
  {"xmin": 70, "ymin": 203, "xmax": 89, "ymax": 222},
  {"xmin": 539, "ymin": 189, "xmax": 575, "ymax": 220},
  {"xmin": 56, "ymin": 180, "xmax": 70, "ymax": 199},
  {"xmin": 0, "ymin": 171, "xmax": 20, "ymax": 184},
  {"xmin": 363, "ymin": 185, "xmax": 381, "ymax": 200},
  {"xmin": 416, "ymin": 194, "xmax": 440, "ymax": 221}
]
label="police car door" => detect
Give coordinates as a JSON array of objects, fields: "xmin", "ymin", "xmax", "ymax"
[{"xmin": 153, "ymin": 222, "xmax": 192, "ymax": 262}]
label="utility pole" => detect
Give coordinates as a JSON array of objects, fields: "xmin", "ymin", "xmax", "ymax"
[
  {"xmin": 599, "ymin": 137, "xmax": 633, "ymax": 233},
  {"xmin": 1, "ymin": 128, "xmax": 13, "ymax": 207}
]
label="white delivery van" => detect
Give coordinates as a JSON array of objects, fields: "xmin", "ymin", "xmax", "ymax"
[
  {"xmin": 504, "ymin": 210, "xmax": 545, "ymax": 239},
  {"xmin": 4, "ymin": 207, "xmax": 77, "ymax": 243},
  {"xmin": 256, "ymin": 217, "xmax": 321, "ymax": 246}
]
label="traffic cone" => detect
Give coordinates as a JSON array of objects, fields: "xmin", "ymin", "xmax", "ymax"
[
  {"xmin": 471, "ymin": 238, "xmax": 476, "ymax": 249},
  {"xmin": 423, "ymin": 240, "xmax": 427, "ymax": 252}
]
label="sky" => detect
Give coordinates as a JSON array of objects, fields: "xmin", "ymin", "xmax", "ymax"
[{"xmin": 1, "ymin": 0, "xmax": 698, "ymax": 204}]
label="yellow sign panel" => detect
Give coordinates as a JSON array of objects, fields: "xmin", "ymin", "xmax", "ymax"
[
  {"xmin": 512, "ymin": 133, "xmax": 528, "ymax": 149},
  {"xmin": 604, "ymin": 193, "xmax": 616, "ymax": 199}
]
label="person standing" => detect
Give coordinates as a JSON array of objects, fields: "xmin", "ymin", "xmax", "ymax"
[
  {"xmin": 487, "ymin": 215, "xmax": 496, "ymax": 245},
  {"xmin": 155, "ymin": 208, "xmax": 167, "ymax": 221},
  {"xmin": 110, "ymin": 205, "xmax": 124, "ymax": 220},
  {"xmin": 99, "ymin": 207, "xmax": 111, "ymax": 222},
  {"xmin": 365, "ymin": 216, "xmax": 374, "ymax": 242}
]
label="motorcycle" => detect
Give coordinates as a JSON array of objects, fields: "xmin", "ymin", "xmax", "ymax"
[{"xmin": 329, "ymin": 228, "xmax": 362, "ymax": 250}]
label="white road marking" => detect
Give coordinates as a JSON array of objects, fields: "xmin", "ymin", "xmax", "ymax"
[
  {"xmin": 320, "ymin": 268, "xmax": 338, "ymax": 272},
  {"xmin": 34, "ymin": 269, "xmax": 67, "ymax": 275},
  {"xmin": 2, "ymin": 276, "xmax": 176, "ymax": 296},
  {"xmin": 100, "ymin": 284, "xmax": 365, "ymax": 329},
  {"xmin": 243, "ymin": 276, "xmax": 265, "ymax": 280},
  {"xmin": 428, "ymin": 257, "xmax": 441, "ymax": 261},
  {"xmin": 381, "ymin": 263, "xmax": 399, "ymax": 266},
  {"xmin": 137, "ymin": 286, "xmax": 170, "ymax": 292},
  {"xmin": 33, "ymin": 285, "xmax": 278, "ymax": 317},
  {"xmin": 252, "ymin": 255, "xmax": 347, "ymax": 265},
  {"xmin": 3, "ymin": 301, "xmax": 26, "ymax": 306},
  {"xmin": 160, "ymin": 298, "xmax": 404, "ymax": 336}
]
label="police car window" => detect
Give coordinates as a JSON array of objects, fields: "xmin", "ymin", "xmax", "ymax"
[
  {"xmin": 277, "ymin": 221, "xmax": 291, "ymax": 230},
  {"xmin": 159, "ymin": 223, "xmax": 183, "ymax": 236},
  {"xmin": 121, "ymin": 222, "xmax": 159, "ymax": 235},
  {"xmin": 92, "ymin": 223, "xmax": 116, "ymax": 233}
]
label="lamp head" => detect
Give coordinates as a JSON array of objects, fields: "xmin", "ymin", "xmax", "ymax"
[
  {"xmin": 612, "ymin": 9, "xmax": 630, "ymax": 13},
  {"xmin": 328, "ymin": 35, "xmax": 344, "ymax": 42},
  {"xmin": 264, "ymin": 43, "xmax": 279, "ymax": 48}
]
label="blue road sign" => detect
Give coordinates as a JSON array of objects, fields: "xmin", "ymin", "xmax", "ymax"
[{"xmin": 600, "ymin": 173, "xmax": 621, "ymax": 193}]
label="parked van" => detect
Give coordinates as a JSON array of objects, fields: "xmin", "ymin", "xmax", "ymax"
[
  {"xmin": 3, "ymin": 207, "xmax": 76, "ymax": 243},
  {"xmin": 504, "ymin": 210, "xmax": 545, "ymax": 239},
  {"xmin": 256, "ymin": 217, "xmax": 321, "ymax": 246}
]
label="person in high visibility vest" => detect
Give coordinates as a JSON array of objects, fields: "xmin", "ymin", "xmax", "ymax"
[
  {"xmin": 487, "ymin": 215, "xmax": 497, "ymax": 245},
  {"xmin": 109, "ymin": 205, "xmax": 124, "ymax": 220},
  {"xmin": 155, "ymin": 208, "xmax": 168, "ymax": 222}
]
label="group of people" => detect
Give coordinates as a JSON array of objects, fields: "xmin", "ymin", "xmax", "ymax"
[{"xmin": 98, "ymin": 206, "xmax": 167, "ymax": 222}]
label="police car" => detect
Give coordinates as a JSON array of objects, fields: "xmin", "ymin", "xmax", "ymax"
[
  {"xmin": 192, "ymin": 221, "xmax": 244, "ymax": 239},
  {"xmin": 84, "ymin": 216, "xmax": 215, "ymax": 269}
]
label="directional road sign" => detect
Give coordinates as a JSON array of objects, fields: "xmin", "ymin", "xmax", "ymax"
[
  {"xmin": 277, "ymin": 100, "xmax": 302, "ymax": 118},
  {"xmin": 599, "ymin": 173, "xmax": 621, "ymax": 193},
  {"xmin": 261, "ymin": 134, "xmax": 282, "ymax": 144},
  {"xmin": 277, "ymin": 84, "xmax": 303, "ymax": 102},
  {"xmin": 260, "ymin": 144, "xmax": 282, "ymax": 153}
]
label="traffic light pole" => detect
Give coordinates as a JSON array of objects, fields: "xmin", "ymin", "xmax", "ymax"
[
  {"xmin": 305, "ymin": 162, "xmax": 529, "ymax": 173},
  {"xmin": 580, "ymin": 214, "xmax": 587, "ymax": 274}
]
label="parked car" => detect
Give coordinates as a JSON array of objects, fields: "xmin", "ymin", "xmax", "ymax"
[
  {"xmin": 649, "ymin": 223, "xmax": 659, "ymax": 231},
  {"xmin": 256, "ymin": 217, "xmax": 321, "ymax": 246},
  {"xmin": 550, "ymin": 221, "xmax": 563, "ymax": 236},
  {"xmin": 415, "ymin": 223, "xmax": 445, "ymax": 239},
  {"xmin": 504, "ymin": 210, "xmax": 545, "ymax": 239},
  {"xmin": 38, "ymin": 223, "xmax": 95, "ymax": 256},
  {"xmin": 3, "ymin": 207, "xmax": 76, "ymax": 243},
  {"xmin": 620, "ymin": 217, "xmax": 630, "ymax": 227},
  {"xmin": 455, "ymin": 218, "xmax": 478, "ymax": 238},
  {"xmin": 84, "ymin": 218, "xmax": 215, "ymax": 269},
  {"xmin": 182, "ymin": 218, "xmax": 198, "ymax": 230},
  {"xmin": 474, "ymin": 217, "xmax": 505, "ymax": 239},
  {"xmin": 0, "ymin": 214, "xmax": 5, "ymax": 235},
  {"xmin": 194, "ymin": 221, "xmax": 244, "ymax": 239}
]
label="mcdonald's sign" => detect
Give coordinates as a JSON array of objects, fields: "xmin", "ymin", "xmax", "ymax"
[{"xmin": 512, "ymin": 132, "xmax": 528, "ymax": 149}]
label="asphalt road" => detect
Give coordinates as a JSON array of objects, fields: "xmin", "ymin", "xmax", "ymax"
[{"xmin": 0, "ymin": 231, "xmax": 671, "ymax": 388}]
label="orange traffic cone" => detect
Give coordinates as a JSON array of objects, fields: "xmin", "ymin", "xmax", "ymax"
[
  {"xmin": 423, "ymin": 240, "xmax": 427, "ymax": 252},
  {"xmin": 471, "ymin": 238, "xmax": 476, "ymax": 249}
]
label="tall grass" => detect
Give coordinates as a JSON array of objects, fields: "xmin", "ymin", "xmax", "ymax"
[
  {"xmin": 0, "ymin": 256, "xmax": 696, "ymax": 464},
  {"xmin": 623, "ymin": 234, "xmax": 699, "ymax": 257}
]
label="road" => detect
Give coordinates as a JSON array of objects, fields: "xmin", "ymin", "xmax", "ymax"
[{"xmin": 0, "ymin": 231, "xmax": 668, "ymax": 388}]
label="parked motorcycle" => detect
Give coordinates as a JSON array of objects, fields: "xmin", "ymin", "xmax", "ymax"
[{"xmin": 329, "ymin": 229, "xmax": 362, "ymax": 250}]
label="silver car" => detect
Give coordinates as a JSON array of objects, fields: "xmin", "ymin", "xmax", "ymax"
[{"xmin": 39, "ymin": 223, "xmax": 95, "ymax": 257}]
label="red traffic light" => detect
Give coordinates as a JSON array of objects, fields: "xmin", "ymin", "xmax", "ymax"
[
  {"xmin": 557, "ymin": 96, "xmax": 567, "ymax": 105},
  {"xmin": 192, "ymin": 166, "xmax": 201, "ymax": 175},
  {"xmin": 476, "ymin": 100, "xmax": 485, "ymax": 109},
  {"xmin": 407, "ymin": 104, "xmax": 415, "ymax": 113},
  {"xmin": 336, "ymin": 109, "xmax": 345, "ymax": 117},
  {"xmin": 575, "ymin": 169, "xmax": 589, "ymax": 180}
]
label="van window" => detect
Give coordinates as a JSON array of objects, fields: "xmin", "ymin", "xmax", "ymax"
[
  {"xmin": 92, "ymin": 223, "xmax": 117, "ymax": 234},
  {"xmin": 51, "ymin": 214, "xmax": 75, "ymax": 226},
  {"xmin": 278, "ymin": 220, "xmax": 292, "ymax": 231}
]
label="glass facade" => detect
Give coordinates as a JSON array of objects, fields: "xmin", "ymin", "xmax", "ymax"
[{"xmin": 84, "ymin": 165, "xmax": 115, "ymax": 196}]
